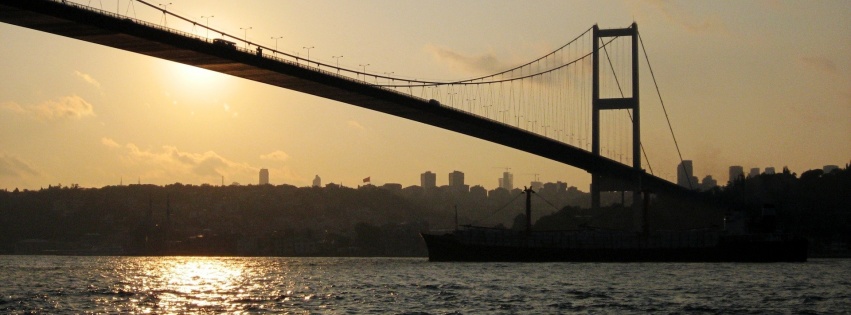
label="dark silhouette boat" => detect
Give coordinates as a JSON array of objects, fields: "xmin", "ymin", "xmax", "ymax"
[{"xmin": 420, "ymin": 188, "xmax": 807, "ymax": 262}]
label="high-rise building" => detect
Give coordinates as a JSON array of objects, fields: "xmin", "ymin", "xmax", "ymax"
[
  {"xmin": 748, "ymin": 167, "xmax": 760, "ymax": 178},
  {"xmin": 530, "ymin": 180, "xmax": 543, "ymax": 191},
  {"xmin": 500, "ymin": 172, "xmax": 514, "ymax": 190},
  {"xmin": 312, "ymin": 175, "xmax": 321, "ymax": 187},
  {"xmin": 448, "ymin": 171, "xmax": 464, "ymax": 186},
  {"xmin": 469, "ymin": 185, "xmax": 487, "ymax": 199},
  {"xmin": 700, "ymin": 175, "xmax": 717, "ymax": 191},
  {"xmin": 556, "ymin": 181, "xmax": 568, "ymax": 193},
  {"xmin": 420, "ymin": 171, "xmax": 436, "ymax": 189},
  {"xmin": 259, "ymin": 168, "xmax": 269, "ymax": 185},
  {"xmin": 765, "ymin": 167, "xmax": 776, "ymax": 175},
  {"xmin": 448, "ymin": 170, "xmax": 468, "ymax": 192},
  {"xmin": 677, "ymin": 160, "xmax": 695, "ymax": 188},
  {"xmin": 541, "ymin": 182, "xmax": 567, "ymax": 195},
  {"xmin": 824, "ymin": 165, "xmax": 839, "ymax": 174},
  {"xmin": 729, "ymin": 166, "xmax": 744, "ymax": 183}
]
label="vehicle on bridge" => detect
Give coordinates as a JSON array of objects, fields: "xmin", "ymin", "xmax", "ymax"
[{"xmin": 213, "ymin": 38, "xmax": 236, "ymax": 49}]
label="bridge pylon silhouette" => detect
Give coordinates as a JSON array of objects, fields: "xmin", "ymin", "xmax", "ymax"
[{"xmin": 590, "ymin": 23, "xmax": 643, "ymax": 230}]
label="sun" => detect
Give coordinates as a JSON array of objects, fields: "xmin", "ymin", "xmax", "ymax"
[{"xmin": 164, "ymin": 62, "xmax": 228, "ymax": 100}]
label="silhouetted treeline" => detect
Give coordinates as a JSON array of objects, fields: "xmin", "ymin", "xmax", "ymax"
[
  {"xmin": 1, "ymin": 165, "xmax": 847, "ymax": 257},
  {"xmin": 709, "ymin": 166, "xmax": 851, "ymax": 256},
  {"xmin": 0, "ymin": 182, "xmax": 589, "ymax": 256},
  {"xmin": 0, "ymin": 183, "xmax": 439, "ymax": 256}
]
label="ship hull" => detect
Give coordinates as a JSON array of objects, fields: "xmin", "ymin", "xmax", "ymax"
[{"xmin": 421, "ymin": 232, "xmax": 807, "ymax": 263}]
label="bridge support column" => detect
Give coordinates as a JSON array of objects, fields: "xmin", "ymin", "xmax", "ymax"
[
  {"xmin": 591, "ymin": 24, "xmax": 601, "ymax": 210},
  {"xmin": 591, "ymin": 23, "xmax": 641, "ymax": 229}
]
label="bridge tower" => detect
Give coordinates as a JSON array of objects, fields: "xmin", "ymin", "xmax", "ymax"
[{"xmin": 590, "ymin": 23, "xmax": 641, "ymax": 220}]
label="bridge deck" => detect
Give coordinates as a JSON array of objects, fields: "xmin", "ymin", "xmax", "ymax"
[{"xmin": 0, "ymin": 0, "xmax": 686, "ymax": 195}]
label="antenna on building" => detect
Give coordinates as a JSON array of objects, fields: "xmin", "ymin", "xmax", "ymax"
[
  {"xmin": 524, "ymin": 173, "xmax": 541, "ymax": 182},
  {"xmin": 495, "ymin": 167, "xmax": 515, "ymax": 190}
]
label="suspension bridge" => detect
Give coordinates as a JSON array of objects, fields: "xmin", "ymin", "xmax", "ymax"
[{"xmin": 0, "ymin": 0, "xmax": 695, "ymax": 209}]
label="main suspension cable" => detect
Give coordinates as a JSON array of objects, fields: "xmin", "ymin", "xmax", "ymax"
[
  {"xmin": 638, "ymin": 31, "xmax": 689, "ymax": 188},
  {"xmin": 601, "ymin": 37, "xmax": 654, "ymax": 175}
]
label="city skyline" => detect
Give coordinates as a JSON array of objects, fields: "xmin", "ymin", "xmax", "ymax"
[
  {"xmin": 1, "ymin": 1, "xmax": 849, "ymax": 191},
  {"xmin": 199, "ymin": 161, "xmax": 846, "ymax": 191}
]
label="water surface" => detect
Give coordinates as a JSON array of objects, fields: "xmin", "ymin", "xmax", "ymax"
[{"xmin": 1, "ymin": 256, "xmax": 848, "ymax": 314}]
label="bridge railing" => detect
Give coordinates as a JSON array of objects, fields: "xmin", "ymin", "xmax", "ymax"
[
  {"xmin": 54, "ymin": 0, "xmax": 425, "ymax": 95},
  {"xmin": 51, "ymin": 0, "xmax": 210, "ymax": 43}
]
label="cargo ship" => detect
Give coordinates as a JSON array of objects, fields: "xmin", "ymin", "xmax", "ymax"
[{"xmin": 420, "ymin": 188, "xmax": 808, "ymax": 262}]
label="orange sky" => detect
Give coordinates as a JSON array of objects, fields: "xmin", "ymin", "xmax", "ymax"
[{"xmin": 1, "ymin": 0, "xmax": 849, "ymax": 191}]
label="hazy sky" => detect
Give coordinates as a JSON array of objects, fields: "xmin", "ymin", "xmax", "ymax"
[{"xmin": 1, "ymin": 0, "xmax": 849, "ymax": 191}]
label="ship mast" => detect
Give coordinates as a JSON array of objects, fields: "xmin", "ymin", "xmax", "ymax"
[{"xmin": 524, "ymin": 186, "xmax": 534, "ymax": 233}]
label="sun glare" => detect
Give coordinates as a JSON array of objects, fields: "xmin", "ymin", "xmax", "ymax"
[{"xmin": 165, "ymin": 63, "xmax": 227, "ymax": 100}]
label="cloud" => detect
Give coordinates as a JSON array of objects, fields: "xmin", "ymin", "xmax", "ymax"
[
  {"xmin": 35, "ymin": 95, "xmax": 95, "ymax": 120},
  {"xmin": 639, "ymin": 0, "xmax": 728, "ymax": 35},
  {"xmin": 121, "ymin": 143, "xmax": 255, "ymax": 179},
  {"xmin": 800, "ymin": 56, "xmax": 837, "ymax": 75},
  {"xmin": 426, "ymin": 45, "xmax": 507, "ymax": 75},
  {"xmin": 0, "ymin": 153, "xmax": 41, "ymax": 178},
  {"xmin": 100, "ymin": 141, "xmax": 304, "ymax": 185},
  {"xmin": 0, "ymin": 101, "xmax": 25, "ymax": 114},
  {"xmin": 347, "ymin": 120, "xmax": 365, "ymax": 131},
  {"xmin": 101, "ymin": 137, "xmax": 120, "ymax": 148},
  {"xmin": 1, "ymin": 95, "xmax": 95, "ymax": 121},
  {"xmin": 75, "ymin": 70, "xmax": 101, "ymax": 89},
  {"xmin": 260, "ymin": 150, "xmax": 290, "ymax": 161}
]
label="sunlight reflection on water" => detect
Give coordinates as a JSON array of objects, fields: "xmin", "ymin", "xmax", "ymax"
[
  {"xmin": 113, "ymin": 257, "xmax": 286, "ymax": 313},
  {"xmin": 158, "ymin": 258, "xmax": 244, "ymax": 310}
]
